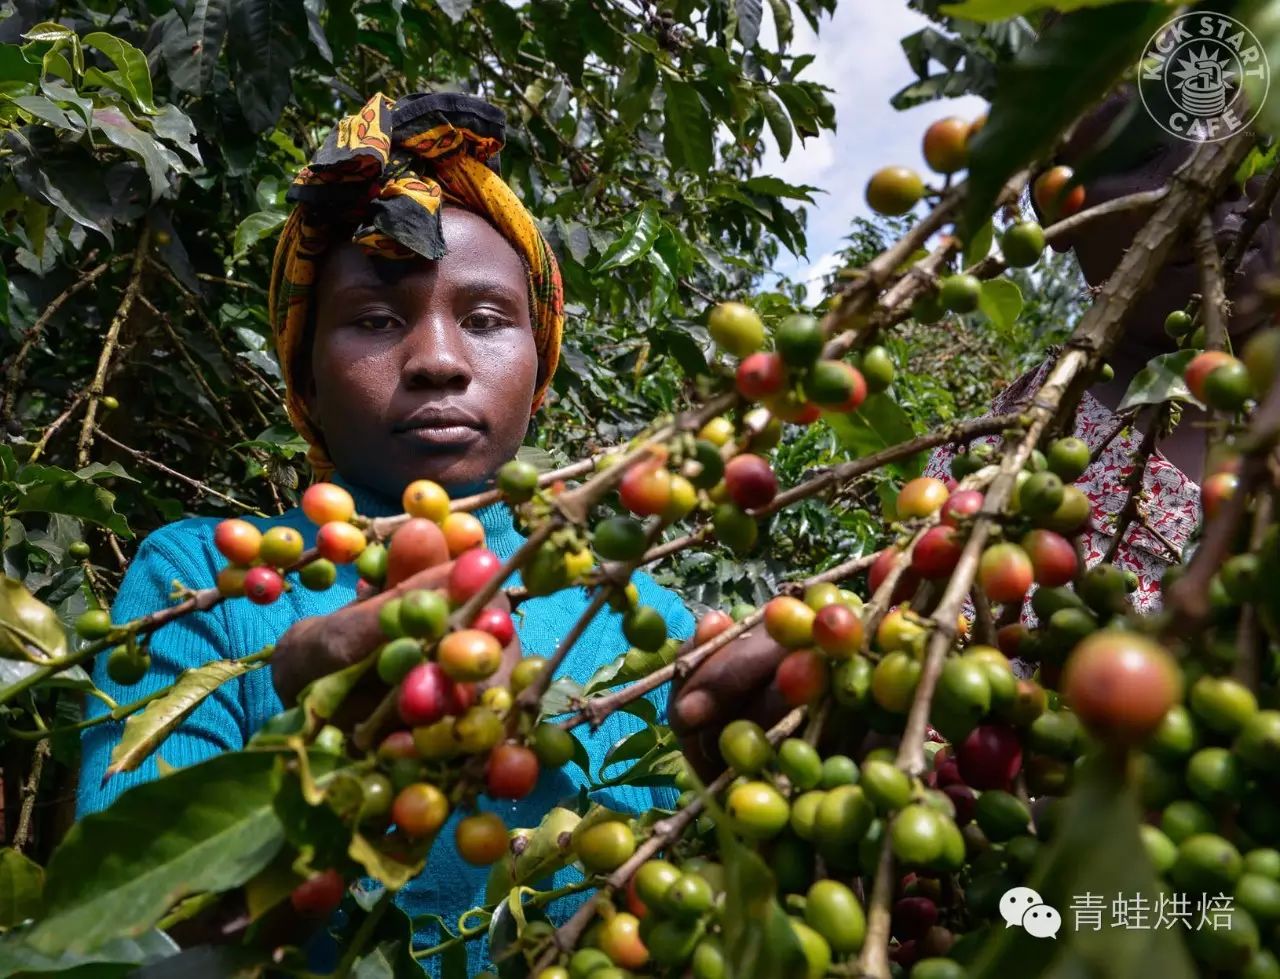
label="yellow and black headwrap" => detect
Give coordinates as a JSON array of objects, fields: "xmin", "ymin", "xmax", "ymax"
[{"xmin": 268, "ymin": 92, "xmax": 564, "ymax": 479}]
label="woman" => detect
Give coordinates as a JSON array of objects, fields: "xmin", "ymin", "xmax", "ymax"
[{"xmin": 76, "ymin": 92, "xmax": 695, "ymax": 972}]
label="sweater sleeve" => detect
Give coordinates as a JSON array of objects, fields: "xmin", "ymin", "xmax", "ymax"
[{"xmin": 76, "ymin": 523, "xmax": 248, "ymax": 819}]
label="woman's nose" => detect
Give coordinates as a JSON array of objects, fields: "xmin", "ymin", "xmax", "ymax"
[{"xmin": 401, "ymin": 315, "xmax": 471, "ymax": 389}]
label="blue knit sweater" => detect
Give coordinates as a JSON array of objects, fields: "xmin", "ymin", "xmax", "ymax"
[{"xmin": 76, "ymin": 480, "xmax": 694, "ymax": 974}]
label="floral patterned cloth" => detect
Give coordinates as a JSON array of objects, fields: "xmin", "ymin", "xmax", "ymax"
[{"xmin": 924, "ymin": 357, "xmax": 1201, "ymax": 620}]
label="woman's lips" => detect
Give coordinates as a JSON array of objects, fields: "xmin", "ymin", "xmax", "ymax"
[{"xmin": 396, "ymin": 424, "xmax": 485, "ymax": 449}]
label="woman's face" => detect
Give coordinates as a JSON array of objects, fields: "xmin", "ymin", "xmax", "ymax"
[
  {"xmin": 304, "ymin": 207, "xmax": 539, "ymax": 499},
  {"xmin": 1051, "ymin": 92, "xmax": 1278, "ymax": 353}
]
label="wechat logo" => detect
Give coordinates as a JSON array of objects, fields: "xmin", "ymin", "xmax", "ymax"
[{"xmin": 1000, "ymin": 886, "xmax": 1061, "ymax": 939}]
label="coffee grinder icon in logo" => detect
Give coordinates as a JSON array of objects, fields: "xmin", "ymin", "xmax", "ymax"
[{"xmin": 1138, "ymin": 13, "xmax": 1269, "ymax": 143}]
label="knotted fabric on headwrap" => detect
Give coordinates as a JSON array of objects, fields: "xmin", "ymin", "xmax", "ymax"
[{"xmin": 268, "ymin": 92, "xmax": 564, "ymax": 479}]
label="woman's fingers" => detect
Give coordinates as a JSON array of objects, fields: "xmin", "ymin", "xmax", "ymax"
[{"xmin": 669, "ymin": 628, "xmax": 790, "ymax": 735}]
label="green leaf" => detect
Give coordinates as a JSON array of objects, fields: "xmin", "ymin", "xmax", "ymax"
[
  {"xmin": 958, "ymin": 4, "xmax": 1171, "ymax": 238},
  {"xmin": 506, "ymin": 806, "xmax": 581, "ymax": 888},
  {"xmin": 970, "ymin": 753, "xmax": 1197, "ymax": 979},
  {"xmin": 90, "ymin": 107, "xmax": 171, "ymax": 203},
  {"xmin": 759, "ymin": 90, "xmax": 793, "ymax": 159},
  {"xmin": 662, "ymin": 80, "xmax": 714, "ymax": 173},
  {"xmin": 227, "ymin": 0, "xmax": 299, "ymax": 132},
  {"xmin": 25, "ymin": 751, "xmax": 286, "ymax": 956},
  {"xmin": 826, "ymin": 394, "xmax": 922, "ymax": 474},
  {"xmin": 964, "ymin": 217, "xmax": 994, "ymax": 268},
  {"xmin": 82, "ymin": 33, "xmax": 156, "ymax": 114},
  {"xmin": 718, "ymin": 826, "xmax": 805, "ymax": 978},
  {"xmin": 740, "ymin": 176, "xmax": 819, "ymax": 202},
  {"xmin": 297, "ymin": 656, "xmax": 375, "ymax": 734},
  {"xmin": 348, "ymin": 831, "xmax": 427, "ymax": 890},
  {"xmin": 583, "ymin": 637, "xmax": 681, "ymax": 695},
  {"xmin": 0, "ymin": 848, "xmax": 45, "ymax": 927},
  {"xmin": 14, "ymin": 475, "xmax": 131, "ymax": 538},
  {"xmin": 766, "ymin": 0, "xmax": 793, "ymax": 47},
  {"xmin": 1118, "ymin": 350, "xmax": 1201, "ymax": 412},
  {"xmin": 107, "ymin": 659, "xmax": 260, "ymax": 776},
  {"xmin": 0, "ymin": 928, "xmax": 178, "ymax": 977},
  {"xmin": 594, "ymin": 205, "xmax": 660, "ymax": 272},
  {"xmin": 161, "ymin": 0, "xmax": 229, "ymax": 97},
  {"xmin": 736, "ymin": 0, "xmax": 763, "ymax": 47},
  {"xmin": 0, "ymin": 576, "xmax": 68, "ymax": 662},
  {"xmin": 232, "ymin": 210, "xmax": 287, "ymax": 261},
  {"xmin": 3, "ymin": 94, "xmax": 78, "ymax": 130},
  {"xmin": 977, "ymin": 277, "xmax": 1023, "ymax": 334}
]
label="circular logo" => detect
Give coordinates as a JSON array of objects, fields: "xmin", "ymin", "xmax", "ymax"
[{"xmin": 1138, "ymin": 12, "xmax": 1269, "ymax": 143}]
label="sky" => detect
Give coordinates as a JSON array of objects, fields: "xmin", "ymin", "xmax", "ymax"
[{"xmin": 757, "ymin": 4, "xmax": 988, "ymax": 304}]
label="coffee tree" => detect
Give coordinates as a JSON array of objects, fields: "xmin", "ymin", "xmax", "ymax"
[{"xmin": 5, "ymin": 1, "xmax": 1280, "ymax": 978}]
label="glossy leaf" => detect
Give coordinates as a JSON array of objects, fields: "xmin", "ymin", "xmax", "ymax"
[
  {"xmin": 106, "ymin": 658, "xmax": 260, "ymax": 776},
  {"xmin": 663, "ymin": 80, "xmax": 714, "ymax": 173},
  {"xmin": 0, "ymin": 576, "xmax": 67, "ymax": 662},
  {"xmin": 0, "ymin": 928, "xmax": 178, "ymax": 977},
  {"xmin": 978, "ymin": 277, "xmax": 1023, "ymax": 335},
  {"xmin": 594, "ymin": 205, "xmax": 660, "ymax": 272},
  {"xmin": 162, "ymin": 0, "xmax": 230, "ymax": 97},
  {"xmin": 25, "ymin": 751, "xmax": 286, "ymax": 956},
  {"xmin": 0, "ymin": 848, "xmax": 44, "ymax": 928},
  {"xmin": 1118, "ymin": 350, "xmax": 1201, "ymax": 411},
  {"xmin": 82, "ymin": 33, "xmax": 156, "ymax": 113}
]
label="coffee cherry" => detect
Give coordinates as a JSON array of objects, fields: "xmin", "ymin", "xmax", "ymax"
[
  {"xmin": 806, "ymin": 879, "xmax": 866, "ymax": 953},
  {"xmin": 941, "ymin": 489, "xmax": 984, "ymax": 527},
  {"xmin": 922, "ymin": 117, "xmax": 969, "ymax": 174},
  {"xmin": 661, "ymin": 474, "xmax": 698, "ymax": 523},
  {"xmin": 712, "ymin": 503, "xmax": 757, "ymax": 555},
  {"xmin": 106, "ymin": 646, "xmax": 150, "ymax": 685},
  {"xmin": 577, "ymin": 821, "xmax": 636, "ymax": 873},
  {"xmin": 1021, "ymin": 529, "xmax": 1077, "ymax": 586},
  {"xmin": 764, "ymin": 596, "xmax": 815, "ymax": 648},
  {"xmin": 956, "ymin": 723, "xmax": 1022, "ymax": 790},
  {"xmin": 242, "ymin": 566, "xmax": 284, "ymax": 605},
  {"xmin": 1190, "ymin": 675, "xmax": 1257, "ymax": 735},
  {"xmin": 698, "ymin": 416, "xmax": 735, "ymax": 447},
  {"xmin": 813, "ymin": 602, "xmax": 863, "ymax": 658},
  {"xmin": 777, "ymin": 650, "xmax": 830, "ymax": 706},
  {"xmin": 623, "ymin": 605, "xmax": 667, "ymax": 652},
  {"xmin": 866, "ymin": 166, "xmax": 924, "ymax": 216},
  {"xmin": 1000, "ymin": 220, "xmax": 1045, "ymax": 268},
  {"xmin": 1243, "ymin": 328, "xmax": 1280, "ymax": 391},
  {"xmin": 1032, "ymin": 165, "xmax": 1085, "ymax": 222},
  {"xmin": 75, "ymin": 608, "xmax": 113, "ymax": 640},
  {"xmin": 216, "ymin": 565, "xmax": 249, "ymax": 597},
  {"xmin": 978, "ymin": 543, "xmax": 1033, "ymax": 604},
  {"xmin": 726, "ymin": 781, "xmax": 789, "ymax": 839},
  {"xmin": 392, "ymin": 782, "xmax": 449, "ymax": 838},
  {"xmin": 1062, "ymin": 631, "xmax": 1181, "ymax": 743},
  {"xmin": 316, "ymin": 521, "xmax": 366, "ymax": 564},
  {"xmin": 806, "ymin": 360, "xmax": 867, "ymax": 412},
  {"xmin": 402, "ymin": 479, "xmax": 450, "ymax": 522},
  {"xmin": 694, "ymin": 609, "xmax": 734, "ymax": 646},
  {"xmin": 723, "ymin": 454, "xmax": 777, "ymax": 511},
  {"xmin": 1201, "ymin": 471, "xmax": 1238, "ymax": 521},
  {"xmin": 1046, "ymin": 436, "xmax": 1090, "ymax": 482},
  {"xmin": 259, "ymin": 526, "xmax": 303, "ymax": 568},
  {"xmin": 736, "ymin": 352, "xmax": 786, "ymax": 400},
  {"xmin": 619, "ymin": 460, "xmax": 672, "ymax": 517},
  {"xmin": 777, "ymin": 738, "xmax": 823, "ymax": 790},
  {"xmin": 441, "ymin": 512, "xmax": 485, "ymax": 556},
  {"xmin": 776, "ymin": 313, "xmax": 825, "ymax": 366},
  {"xmin": 530, "ymin": 722, "xmax": 575, "ymax": 768},
  {"xmin": 377, "ymin": 637, "xmax": 425, "ymax": 685},
  {"xmin": 302, "ymin": 483, "xmax": 355, "ymax": 525},
  {"xmin": 99, "ymin": 395, "xmax": 119, "ymax": 411},
  {"xmin": 398, "ymin": 662, "xmax": 463, "ymax": 726},
  {"xmin": 497, "ymin": 460, "xmax": 540, "ymax": 503},
  {"xmin": 471, "ymin": 607, "xmax": 515, "ymax": 648},
  {"xmin": 385, "ymin": 518, "xmax": 449, "ymax": 588},
  {"xmin": 439, "ymin": 629, "xmax": 503, "ymax": 682},
  {"xmin": 939, "ymin": 274, "xmax": 981, "ymax": 314},
  {"xmin": 599, "ymin": 912, "xmax": 650, "ymax": 970},
  {"xmin": 290, "ymin": 869, "xmax": 345, "ymax": 917},
  {"xmin": 873, "ymin": 651, "xmax": 922, "ymax": 713},
  {"xmin": 486, "ymin": 743, "xmax": 540, "ymax": 798},
  {"xmin": 456, "ymin": 812, "xmax": 508, "ymax": 865},
  {"xmin": 214, "ymin": 520, "xmax": 262, "ymax": 567},
  {"xmin": 592, "ymin": 517, "xmax": 647, "ymax": 564},
  {"xmin": 1184, "ymin": 350, "xmax": 1238, "ymax": 402},
  {"xmin": 299, "ymin": 558, "xmax": 337, "ymax": 591},
  {"xmin": 912, "ymin": 525, "xmax": 962, "ymax": 580},
  {"xmin": 1165, "ymin": 309, "xmax": 1194, "ymax": 338},
  {"xmin": 707, "ymin": 301, "xmax": 765, "ymax": 358},
  {"xmin": 897, "ymin": 477, "xmax": 949, "ymax": 518},
  {"xmin": 720, "ymin": 719, "xmax": 773, "ymax": 774},
  {"xmin": 1040, "ymin": 484, "xmax": 1092, "ymax": 534},
  {"xmin": 1203, "ymin": 359, "xmax": 1254, "ymax": 411},
  {"xmin": 860, "ymin": 345, "xmax": 896, "ymax": 394},
  {"xmin": 68, "ymin": 540, "xmax": 91, "ymax": 560},
  {"xmin": 449, "ymin": 548, "xmax": 502, "ymax": 604}
]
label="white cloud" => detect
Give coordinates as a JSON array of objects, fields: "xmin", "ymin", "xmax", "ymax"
[{"xmin": 757, "ymin": 3, "xmax": 988, "ymax": 289}]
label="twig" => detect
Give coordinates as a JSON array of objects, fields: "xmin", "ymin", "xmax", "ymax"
[
  {"xmin": 76, "ymin": 231, "xmax": 150, "ymax": 468},
  {"xmin": 2, "ymin": 258, "xmax": 111, "ymax": 419},
  {"xmin": 13, "ymin": 739, "xmax": 50, "ymax": 853},
  {"xmin": 93, "ymin": 428, "xmax": 264, "ymax": 514},
  {"xmin": 534, "ymin": 707, "xmax": 806, "ymax": 973},
  {"xmin": 196, "ymin": 272, "xmax": 267, "ymax": 295},
  {"xmin": 1102, "ymin": 405, "xmax": 1163, "ymax": 565},
  {"xmin": 1195, "ymin": 212, "xmax": 1229, "ymax": 353}
]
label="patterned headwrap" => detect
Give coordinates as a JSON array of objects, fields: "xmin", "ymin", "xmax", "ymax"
[{"xmin": 268, "ymin": 92, "xmax": 564, "ymax": 479}]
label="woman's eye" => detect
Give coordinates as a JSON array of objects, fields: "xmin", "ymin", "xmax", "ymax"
[
  {"xmin": 353, "ymin": 314, "xmax": 401, "ymax": 332},
  {"xmin": 464, "ymin": 310, "xmax": 515, "ymax": 331}
]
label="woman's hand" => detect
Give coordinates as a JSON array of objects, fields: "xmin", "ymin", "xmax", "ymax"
[
  {"xmin": 669, "ymin": 625, "xmax": 791, "ymax": 780},
  {"xmin": 272, "ymin": 561, "xmax": 521, "ymax": 716}
]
